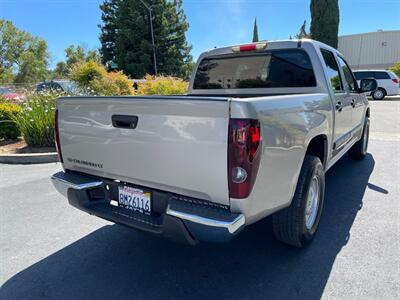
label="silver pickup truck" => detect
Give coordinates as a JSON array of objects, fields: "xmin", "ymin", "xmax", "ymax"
[{"xmin": 51, "ymin": 40, "xmax": 377, "ymax": 247}]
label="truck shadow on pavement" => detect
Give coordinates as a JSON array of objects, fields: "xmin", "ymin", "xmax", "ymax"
[{"xmin": 1, "ymin": 154, "xmax": 376, "ymax": 300}]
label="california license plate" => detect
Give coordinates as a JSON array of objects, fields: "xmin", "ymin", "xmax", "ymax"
[{"xmin": 118, "ymin": 185, "xmax": 151, "ymax": 215}]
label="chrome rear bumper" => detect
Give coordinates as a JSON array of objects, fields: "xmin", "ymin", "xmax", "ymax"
[
  {"xmin": 51, "ymin": 172, "xmax": 103, "ymax": 197},
  {"xmin": 51, "ymin": 171, "xmax": 245, "ymax": 243}
]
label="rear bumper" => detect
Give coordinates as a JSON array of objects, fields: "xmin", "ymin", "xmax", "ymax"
[{"xmin": 51, "ymin": 171, "xmax": 245, "ymax": 244}]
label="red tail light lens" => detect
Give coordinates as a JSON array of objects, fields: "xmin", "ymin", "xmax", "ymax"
[
  {"xmin": 232, "ymin": 42, "xmax": 267, "ymax": 52},
  {"xmin": 228, "ymin": 119, "xmax": 262, "ymax": 199},
  {"xmin": 239, "ymin": 44, "xmax": 257, "ymax": 52},
  {"xmin": 54, "ymin": 109, "xmax": 63, "ymax": 163},
  {"xmin": 392, "ymin": 78, "xmax": 399, "ymax": 84}
]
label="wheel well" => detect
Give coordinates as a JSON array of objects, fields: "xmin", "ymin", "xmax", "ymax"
[{"xmin": 306, "ymin": 135, "xmax": 327, "ymax": 167}]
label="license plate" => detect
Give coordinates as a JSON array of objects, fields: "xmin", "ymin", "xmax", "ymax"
[{"xmin": 117, "ymin": 185, "xmax": 151, "ymax": 215}]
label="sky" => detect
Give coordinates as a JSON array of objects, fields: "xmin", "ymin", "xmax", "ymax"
[{"xmin": 1, "ymin": 0, "xmax": 399, "ymax": 68}]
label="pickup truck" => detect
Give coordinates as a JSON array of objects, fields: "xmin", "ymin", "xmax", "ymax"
[{"xmin": 51, "ymin": 39, "xmax": 377, "ymax": 248}]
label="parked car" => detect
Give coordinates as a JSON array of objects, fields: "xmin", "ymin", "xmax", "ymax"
[
  {"xmin": 36, "ymin": 80, "xmax": 80, "ymax": 95},
  {"xmin": 353, "ymin": 70, "xmax": 400, "ymax": 100},
  {"xmin": 0, "ymin": 87, "xmax": 23, "ymax": 101},
  {"xmin": 51, "ymin": 40, "xmax": 377, "ymax": 248}
]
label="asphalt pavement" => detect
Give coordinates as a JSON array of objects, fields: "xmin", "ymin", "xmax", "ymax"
[{"xmin": 0, "ymin": 100, "xmax": 399, "ymax": 300}]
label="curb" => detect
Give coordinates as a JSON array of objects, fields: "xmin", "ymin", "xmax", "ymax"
[{"xmin": 0, "ymin": 152, "xmax": 59, "ymax": 164}]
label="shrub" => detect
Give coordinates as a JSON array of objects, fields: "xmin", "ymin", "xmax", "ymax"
[
  {"xmin": 136, "ymin": 75, "xmax": 188, "ymax": 95},
  {"xmin": 71, "ymin": 61, "xmax": 134, "ymax": 96},
  {"xmin": 390, "ymin": 61, "xmax": 400, "ymax": 78},
  {"xmin": 12, "ymin": 92, "xmax": 58, "ymax": 147},
  {"xmin": 71, "ymin": 60, "xmax": 106, "ymax": 87},
  {"xmin": 0, "ymin": 102, "xmax": 21, "ymax": 140},
  {"xmin": 108, "ymin": 71, "xmax": 135, "ymax": 95},
  {"xmin": 89, "ymin": 76, "xmax": 119, "ymax": 96}
]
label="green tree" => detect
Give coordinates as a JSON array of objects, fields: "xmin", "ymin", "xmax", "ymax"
[
  {"xmin": 252, "ymin": 18, "xmax": 259, "ymax": 42},
  {"xmin": 0, "ymin": 19, "xmax": 49, "ymax": 83},
  {"xmin": 0, "ymin": 66, "xmax": 14, "ymax": 84},
  {"xmin": 53, "ymin": 62, "xmax": 68, "ymax": 78},
  {"xmin": 99, "ymin": 0, "xmax": 193, "ymax": 78},
  {"xmin": 65, "ymin": 45, "xmax": 100, "ymax": 66},
  {"xmin": 98, "ymin": 0, "xmax": 118, "ymax": 69},
  {"xmin": 390, "ymin": 61, "xmax": 400, "ymax": 77},
  {"xmin": 53, "ymin": 45, "xmax": 100, "ymax": 78},
  {"xmin": 310, "ymin": 0, "xmax": 339, "ymax": 48},
  {"xmin": 14, "ymin": 51, "xmax": 48, "ymax": 83}
]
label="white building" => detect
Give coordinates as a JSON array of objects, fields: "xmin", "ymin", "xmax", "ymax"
[{"xmin": 338, "ymin": 30, "xmax": 400, "ymax": 70}]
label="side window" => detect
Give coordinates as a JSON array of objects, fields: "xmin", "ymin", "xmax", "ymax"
[
  {"xmin": 320, "ymin": 49, "xmax": 342, "ymax": 92},
  {"xmin": 364, "ymin": 72, "xmax": 375, "ymax": 78},
  {"xmin": 337, "ymin": 56, "xmax": 358, "ymax": 91},
  {"xmin": 374, "ymin": 72, "xmax": 390, "ymax": 79},
  {"xmin": 356, "ymin": 71, "xmax": 374, "ymax": 79}
]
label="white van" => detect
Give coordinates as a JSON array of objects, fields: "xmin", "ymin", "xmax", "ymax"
[{"xmin": 354, "ymin": 70, "xmax": 400, "ymax": 100}]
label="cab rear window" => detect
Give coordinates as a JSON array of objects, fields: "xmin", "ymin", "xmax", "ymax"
[{"xmin": 193, "ymin": 49, "xmax": 316, "ymax": 89}]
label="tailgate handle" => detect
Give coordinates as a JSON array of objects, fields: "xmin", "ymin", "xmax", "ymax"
[{"xmin": 112, "ymin": 115, "xmax": 138, "ymax": 129}]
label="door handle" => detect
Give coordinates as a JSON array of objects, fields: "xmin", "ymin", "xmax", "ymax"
[
  {"xmin": 350, "ymin": 99, "xmax": 356, "ymax": 108},
  {"xmin": 336, "ymin": 101, "xmax": 342, "ymax": 112},
  {"xmin": 112, "ymin": 115, "xmax": 139, "ymax": 129}
]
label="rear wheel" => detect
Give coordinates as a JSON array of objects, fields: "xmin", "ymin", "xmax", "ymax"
[
  {"xmin": 272, "ymin": 155, "xmax": 325, "ymax": 248},
  {"xmin": 372, "ymin": 88, "xmax": 385, "ymax": 100},
  {"xmin": 348, "ymin": 117, "xmax": 369, "ymax": 160}
]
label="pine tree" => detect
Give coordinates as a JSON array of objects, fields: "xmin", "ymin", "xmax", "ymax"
[
  {"xmin": 99, "ymin": 0, "xmax": 119, "ymax": 68},
  {"xmin": 310, "ymin": 0, "xmax": 339, "ymax": 48},
  {"xmin": 99, "ymin": 0, "xmax": 193, "ymax": 78},
  {"xmin": 252, "ymin": 18, "xmax": 259, "ymax": 42}
]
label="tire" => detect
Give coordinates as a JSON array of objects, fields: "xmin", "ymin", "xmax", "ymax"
[
  {"xmin": 372, "ymin": 88, "xmax": 386, "ymax": 100},
  {"xmin": 348, "ymin": 117, "xmax": 369, "ymax": 160},
  {"xmin": 272, "ymin": 155, "xmax": 325, "ymax": 248}
]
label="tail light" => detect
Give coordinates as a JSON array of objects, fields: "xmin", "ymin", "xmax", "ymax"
[
  {"xmin": 228, "ymin": 119, "xmax": 262, "ymax": 199},
  {"xmin": 392, "ymin": 78, "xmax": 399, "ymax": 84},
  {"xmin": 232, "ymin": 42, "xmax": 267, "ymax": 53},
  {"xmin": 54, "ymin": 109, "xmax": 63, "ymax": 163}
]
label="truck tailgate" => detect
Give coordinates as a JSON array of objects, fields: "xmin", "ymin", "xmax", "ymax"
[{"xmin": 57, "ymin": 96, "xmax": 230, "ymax": 205}]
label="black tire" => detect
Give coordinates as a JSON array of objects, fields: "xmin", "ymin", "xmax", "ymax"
[
  {"xmin": 348, "ymin": 117, "xmax": 369, "ymax": 160},
  {"xmin": 272, "ymin": 155, "xmax": 325, "ymax": 248},
  {"xmin": 372, "ymin": 88, "xmax": 386, "ymax": 100}
]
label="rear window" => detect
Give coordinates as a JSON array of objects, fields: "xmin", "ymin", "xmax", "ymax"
[
  {"xmin": 193, "ymin": 49, "xmax": 316, "ymax": 89},
  {"xmin": 374, "ymin": 72, "xmax": 390, "ymax": 79}
]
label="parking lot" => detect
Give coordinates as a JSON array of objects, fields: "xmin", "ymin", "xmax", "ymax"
[{"xmin": 1, "ymin": 100, "xmax": 399, "ymax": 300}]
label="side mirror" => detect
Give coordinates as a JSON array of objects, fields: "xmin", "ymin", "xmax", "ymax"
[{"xmin": 359, "ymin": 78, "xmax": 378, "ymax": 93}]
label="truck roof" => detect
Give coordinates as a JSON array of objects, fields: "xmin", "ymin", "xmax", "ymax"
[{"xmin": 199, "ymin": 39, "xmax": 343, "ymax": 60}]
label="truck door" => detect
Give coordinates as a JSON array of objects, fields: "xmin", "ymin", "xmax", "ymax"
[
  {"xmin": 320, "ymin": 49, "xmax": 353, "ymax": 153},
  {"xmin": 336, "ymin": 55, "xmax": 365, "ymax": 130}
]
